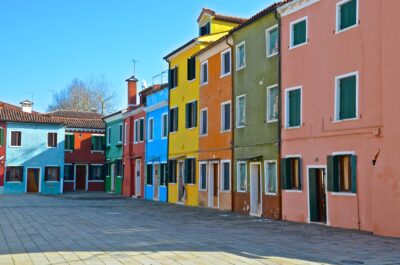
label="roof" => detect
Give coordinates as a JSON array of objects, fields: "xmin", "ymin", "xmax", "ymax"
[
  {"xmin": 163, "ymin": 38, "xmax": 198, "ymax": 61},
  {"xmin": 193, "ymin": 34, "xmax": 230, "ymax": 58},
  {"xmin": 102, "ymin": 110, "xmax": 123, "ymax": 120},
  {"xmin": 0, "ymin": 108, "xmax": 64, "ymax": 125},
  {"xmin": 0, "ymin": 101, "xmax": 40, "ymax": 114},
  {"xmin": 47, "ymin": 110, "xmax": 103, "ymax": 119},
  {"xmin": 139, "ymin": 83, "xmax": 168, "ymax": 96},
  {"xmin": 46, "ymin": 110, "xmax": 105, "ymax": 129},
  {"xmin": 197, "ymin": 8, "xmax": 246, "ymax": 24}
]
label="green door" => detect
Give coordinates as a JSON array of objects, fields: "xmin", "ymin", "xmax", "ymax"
[{"xmin": 309, "ymin": 168, "xmax": 318, "ymax": 222}]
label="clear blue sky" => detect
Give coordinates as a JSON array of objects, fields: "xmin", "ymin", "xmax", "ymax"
[{"xmin": 0, "ymin": 0, "xmax": 275, "ymax": 113}]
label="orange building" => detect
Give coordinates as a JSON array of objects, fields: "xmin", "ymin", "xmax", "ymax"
[{"xmin": 195, "ymin": 36, "xmax": 233, "ymax": 211}]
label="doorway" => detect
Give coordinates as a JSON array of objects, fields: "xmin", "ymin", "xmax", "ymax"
[
  {"xmin": 153, "ymin": 163, "xmax": 160, "ymax": 200},
  {"xmin": 76, "ymin": 165, "xmax": 86, "ymax": 191},
  {"xmin": 135, "ymin": 159, "xmax": 141, "ymax": 197},
  {"xmin": 250, "ymin": 163, "xmax": 262, "ymax": 216},
  {"xmin": 308, "ymin": 167, "xmax": 327, "ymax": 223},
  {"xmin": 27, "ymin": 168, "xmax": 40, "ymax": 193},
  {"xmin": 178, "ymin": 161, "xmax": 185, "ymax": 203},
  {"xmin": 110, "ymin": 164, "xmax": 116, "ymax": 192},
  {"xmin": 208, "ymin": 162, "xmax": 219, "ymax": 208}
]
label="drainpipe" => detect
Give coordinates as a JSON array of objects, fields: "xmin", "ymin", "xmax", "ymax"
[
  {"xmin": 275, "ymin": 8, "xmax": 283, "ymax": 220},
  {"xmin": 166, "ymin": 60, "xmax": 171, "ymax": 202},
  {"xmin": 226, "ymin": 36, "xmax": 235, "ymax": 212}
]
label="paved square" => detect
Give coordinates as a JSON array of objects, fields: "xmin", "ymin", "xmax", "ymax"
[{"xmin": 0, "ymin": 194, "xmax": 399, "ymax": 265}]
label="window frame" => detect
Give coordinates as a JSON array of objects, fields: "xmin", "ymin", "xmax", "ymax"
[
  {"xmin": 118, "ymin": 124, "xmax": 123, "ymax": 144},
  {"xmin": 264, "ymin": 160, "xmax": 278, "ymax": 195},
  {"xmin": 199, "ymin": 161, "xmax": 208, "ymax": 191},
  {"xmin": 220, "ymin": 48, "xmax": 232, "ymax": 77},
  {"xmin": 220, "ymin": 100, "xmax": 232, "ymax": 133},
  {"xmin": 124, "ymin": 123, "xmax": 128, "ymax": 146},
  {"xmin": 161, "ymin": 113, "xmax": 168, "ymax": 139},
  {"xmin": 47, "ymin": 132, "xmax": 58, "ymax": 148},
  {"xmin": 331, "ymin": 151, "xmax": 357, "ymax": 195},
  {"xmin": 236, "ymin": 95, "xmax": 246, "ymax": 128},
  {"xmin": 89, "ymin": 164, "xmax": 105, "ymax": 182},
  {"xmin": 235, "ymin": 41, "xmax": 246, "ymax": 71},
  {"xmin": 284, "ymin": 86, "xmax": 302, "ymax": 129},
  {"xmin": 134, "ymin": 119, "xmax": 139, "ymax": 143},
  {"xmin": 169, "ymin": 66, "xmax": 178, "ymax": 89},
  {"xmin": 6, "ymin": 166, "xmax": 23, "ymax": 183},
  {"xmin": 237, "ymin": 161, "xmax": 247, "ymax": 192},
  {"xmin": 44, "ymin": 166, "xmax": 60, "ymax": 182},
  {"xmin": 64, "ymin": 164, "xmax": 74, "ymax": 182},
  {"xmin": 283, "ymin": 155, "xmax": 303, "ymax": 192},
  {"xmin": 289, "ymin": 16, "xmax": 308, "ymax": 50},
  {"xmin": 200, "ymin": 60, "xmax": 209, "ymax": 86},
  {"xmin": 199, "ymin": 108, "xmax": 208, "ymax": 137},
  {"xmin": 148, "ymin": 117, "xmax": 154, "ymax": 142},
  {"xmin": 185, "ymin": 100, "xmax": 197, "ymax": 129},
  {"xmin": 0, "ymin": 127, "xmax": 5, "ymax": 147},
  {"xmin": 91, "ymin": 134, "xmax": 104, "ymax": 152},
  {"xmin": 334, "ymin": 71, "xmax": 359, "ymax": 122},
  {"xmin": 187, "ymin": 57, "xmax": 196, "ymax": 81},
  {"xmin": 139, "ymin": 117, "xmax": 145, "ymax": 142},
  {"xmin": 107, "ymin": 127, "xmax": 112, "ymax": 146},
  {"xmin": 9, "ymin": 130, "xmax": 22, "ymax": 148},
  {"xmin": 336, "ymin": 0, "xmax": 359, "ymax": 34},
  {"xmin": 220, "ymin": 160, "xmax": 231, "ymax": 192},
  {"xmin": 169, "ymin": 107, "xmax": 178, "ymax": 133},
  {"xmin": 266, "ymin": 84, "xmax": 279, "ymax": 123},
  {"xmin": 266, "ymin": 24, "xmax": 279, "ymax": 58},
  {"xmin": 65, "ymin": 133, "xmax": 74, "ymax": 151}
]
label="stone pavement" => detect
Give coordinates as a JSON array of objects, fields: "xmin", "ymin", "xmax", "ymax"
[{"xmin": 0, "ymin": 194, "xmax": 399, "ymax": 265}]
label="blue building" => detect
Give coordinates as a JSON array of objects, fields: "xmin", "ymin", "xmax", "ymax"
[
  {"xmin": 142, "ymin": 84, "xmax": 169, "ymax": 202},
  {"xmin": 0, "ymin": 101, "xmax": 65, "ymax": 194}
]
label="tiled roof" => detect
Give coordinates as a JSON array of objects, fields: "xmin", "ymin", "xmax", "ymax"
[
  {"xmin": 46, "ymin": 110, "xmax": 105, "ymax": 129},
  {"xmin": 139, "ymin": 83, "xmax": 168, "ymax": 96},
  {"xmin": 0, "ymin": 101, "xmax": 40, "ymax": 114},
  {"xmin": 197, "ymin": 8, "xmax": 246, "ymax": 24},
  {"xmin": 47, "ymin": 110, "xmax": 103, "ymax": 119},
  {"xmin": 0, "ymin": 108, "xmax": 64, "ymax": 125}
]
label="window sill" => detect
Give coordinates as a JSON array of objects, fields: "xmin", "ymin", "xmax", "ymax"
[
  {"xmin": 220, "ymin": 129, "xmax": 231, "ymax": 133},
  {"xmin": 236, "ymin": 65, "xmax": 246, "ymax": 71},
  {"xmin": 46, "ymin": 146, "xmax": 58, "ymax": 149},
  {"xmin": 6, "ymin": 181, "xmax": 22, "ymax": 184},
  {"xmin": 236, "ymin": 125, "xmax": 246, "ymax": 129},
  {"xmin": 289, "ymin": 42, "xmax": 308, "ymax": 50},
  {"xmin": 236, "ymin": 190, "xmax": 247, "ymax": 193},
  {"xmin": 285, "ymin": 126, "xmax": 301, "ymax": 130},
  {"xmin": 284, "ymin": 189, "xmax": 302, "ymax": 193},
  {"xmin": 88, "ymin": 180, "xmax": 105, "ymax": 183},
  {"xmin": 220, "ymin": 72, "xmax": 231, "ymax": 79},
  {"xmin": 91, "ymin": 151, "xmax": 104, "ymax": 154},
  {"xmin": 265, "ymin": 192, "xmax": 278, "ymax": 196},
  {"xmin": 187, "ymin": 183, "xmax": 196, "ymax": 186},
  {"xmin": 199, "ymin": 134, "xmax": 208, "ymax": 137},
  {"xmin": 332, "ymin": 117, "xmax": 359, "ymax": 123},
  {"xmin": 64, "ymin": 180, "xmax": 74, "ymax": 183},
  {"xmin": 188, "ymin": 78, "xmax": 196, "ymax": 84},
  {"xmin": 65, "ymin": 150, "xmax": 73, "ymax": 153},
  {"xmin": 200, "ymin": 82, "xmax": 208, "ymax": 87},
  {"xmin": 220, "ymin": 190, "xmax": 231, "ymax": 193},
  {"xmin": 335, "ymin": 24, "xmax": 358, "ymax": 35},
  {"xmin": 187, "ymin": 127, "xmax": 196, "ymax": 131},
  {"xmin": 266, "ymin": 119, "xmax": 278, "ymax": 124},
  {"xmin": 45, "ymin": 181, "xmax": 60, "ymax": 183},
  {"xmin": 199, "ymin": 189, "xmax": 207, "ymax": 192},
  {"xmin": 330, "ymin": 192, "xmax": 356, "ymax": 197},
  {"xmin": 9, "ymin": 146, "xmax": 22, "ymax": 148},
  {"xmin": 266, "ymin": 52, "xmax": 278, "ymax": 58}
]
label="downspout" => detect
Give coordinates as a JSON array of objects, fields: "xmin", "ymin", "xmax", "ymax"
[
  {"xmin": 275, "ymin": 8, "xmax": 283, "ymax": 220},
  {"xmin": 166, "ymin": 60, "xmax": 171, "ymax": 202},
  {"xmin": 226, "ymin": 36, "xmax": 235, "ymax": 212}
]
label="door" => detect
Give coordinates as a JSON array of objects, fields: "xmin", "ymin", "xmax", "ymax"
[
  {"xmin": 76, "ymin": 165, "xmax": 86, "ymax": 191},
  {"xmin": 135, "ymin": 159, "xmax": 141, "ymax": 196},
  {"xmin": 27, "ymin": 168, "xmax": 40, "ymax": 193},
  {"xmin": 250, "ymin": 163, "xmax": 262, "ymax": 216},
  {"xmin": 111, "ymin": 164, "xmax": 115, "ymax": 192},
  {"xmin": 309, "ymin": 168, "xmax": 327, "ymax": 223},
  {"xmin": 153, "ymin": 163, "xmax": 160, "ymax": 200},
  {"xmin": 208, "ymin": 162, "xmax": 218, "ymax": 208},
  {"xmin": 178, "ymin": 161, "xmax": 185, "ymax": 202}
]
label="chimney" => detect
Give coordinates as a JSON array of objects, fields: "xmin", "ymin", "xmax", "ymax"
[
  {"xmin": 126, "ymin": 75, "xmax": 138, "ymax": 108},
  {"xmin": 20, "ymin": 100, "xmax": 33, "ymax": 113}
]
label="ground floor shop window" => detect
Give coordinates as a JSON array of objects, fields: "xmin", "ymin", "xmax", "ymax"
[
  {"xmin": 89, "ymin": 165, "xmax": 104, "ymax": 181},
  {"xmin": 6, "ymin": 166, "xmax": 23, "ymax": 182},
  {"xmin": 328, "ymin": 154, "xmax": 357, "ymax": 193},
  {"xmin": 45, "ymin": 166, "xmax": 60, "ymax": 182},
  {"xmin": 281, "ymin": 157, "xmax": 302, "ymax": 190}
]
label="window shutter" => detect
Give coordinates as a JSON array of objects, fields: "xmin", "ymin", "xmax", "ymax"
[
  {"xmin": 187, "ymin": 58, "xmax": 191, "ymax": 80},
  {"xmin": 308, "ymin": 168, "xmax": 318, "ymax": 222},
  {"xmin": 351, "ymin": 155, "xmax": 357, "ymax": 193},
  {"xmin": 174, "ymin": 109, "xmax": 178, "ymax": 132},
  {"xmin": 191, "ymin": 159, "xmax": 196, "ymax": 184},
  {"xmin": 341, "ymin": 0, "xmax": 357, "ymax": 30},
  {"xmin": 294, "ymin": 20, "xmax": 306, "ymax": 46},
  {"xmin": 0, "ymin": 127, "xmax": 4, "ymax": 146},
  {"xmin": 89, "ymin": 165, "xmax": 93, "ymax": 180},
  {"xmin": 340, "ymin": 76, "xmax": 356, "ymax": 120},
  {"xmin": 327, "ymin": 155, "xmax": 339, "ymax": 192},
  {"xmin": 140, "ymin": 119, "xmax": 144, "ymax": 141},
  {"xmin": 193, "ymin": 101, "xmax": 197, "ymax": 127},
  {"xmin": 147, "ymin": 164, "xmax": 153, "ymax": 185},
  {"xmin": 71, "ymin": 135, "xmax": 75, "ymax": 150},
  {"xmin": 280, "ymin": 158, "xmax": 292, "ymax": 189},
  {"xmin": 298, "ymin": 158, "xmax": 303, "ymax": 190},
  {"xmin": 174, "ymin": 67, "xmax": 178, "ymax": 87},
  {"xmin": 185, "ymin": 103, "xmax": 189, "ymax": 128}
]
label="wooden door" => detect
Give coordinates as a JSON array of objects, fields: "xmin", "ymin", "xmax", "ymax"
[
  {"xmin": 213, "ymin": 164, "xmax": 218, "ymax": 207},
  {"xmin": 76, "ymin": 165, "xmax": 86, "ymax": 191},
  {"xmin": 27, "ymin": 168, "xmax": 39, "ymax": 193},
  {"xmin": 309, "ymin": 168, "xmax": 327, "ymax": 223}
]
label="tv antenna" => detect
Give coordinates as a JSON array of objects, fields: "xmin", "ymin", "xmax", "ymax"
[{"xmin": 131, "ymin": 58, "xmax": 139, "ymax": 75}]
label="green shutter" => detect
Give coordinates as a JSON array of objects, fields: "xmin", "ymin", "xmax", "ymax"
[
  {"xmin": 293, "ymin": 20, "xmax": 306, "ymax": 46},
  {"xmin": 0, "ymin": 127, "xmax": 4, "ymax": 146},
  {"xmin": 91, "ymin": 136, "xmax": 96, "ymax": 150},
  {"xmin": 184, "ymin": 159, "xmax": 190, "ymax": 184},
  {"xmin": 340, "ymin": 0, "xmax": 357, "ymax": 30},
  {"xmin": 191, "ymin": 159, "xmax": 196, "ymax": 184},
  {"xmin": 339, "ymin": 75, "xmax": 356, "ymax": 120},
  {"xmin": 308, "ymin": 168, "xmax": 318, "ymax": 222},
  {"xmin": 70, "ymin": 134, "xmax": 75, "ymax": 150},
  {"xmin": 298, "ymin": 158, "xmax": 302, "ymax": 190},
  {"xmin": 351, "ymin": 155, "xmax": 357, "ymax": 193},
  {"xmin": 280, "ymin": 158, "xmax": 292, "ymax": 190},
  {"xmin": 174, "ymin": 67, "xmax": 178, "ymax": 87},
  {"xmin": 193, "ymin": 101, "xmax": 197, "ymax": 127},
  {"xmin": 289, "ymin": 89, "xmax": 301, "ymax": 127},
  {"xmin": 185, "ymin": 103, "xmax": 189, "ymax": 128},
  {"xmin": 140, "ymin": 119, "xmax": 144, "ymax": 141},
  {"xmin": 327, "ymin": 156, "xmax": 339, "ymax": 192}
]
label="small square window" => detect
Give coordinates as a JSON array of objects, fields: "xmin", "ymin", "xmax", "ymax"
[
  {"xmin": 47, "ymin": 132, "xmax": 58, "ymax": 148},
  {"xmin": 89, "ymin": 165, "xmax": 104, "ymax": 181},
  {"xmin": 91, "ymin": 135, "xmax": 104, "ymax": 151},
  {"xmin": 236, "ymin": 42, "xmax": 246, "ymax": 70},
  {"xmin": 45, "ymin": 166, "xmax": 60, "ymax": 182},
  {"xmin": 337, "ymin": 0, "xmax": 358, "ymax": 32},
  {"xmin": 290, "ymin": 18, "xmax": 307, "ymax": 48},
  {"xmin": 10, "ymin": 131, "xmax": 21, "ymax": 147},
  {"xmin": 6, "ymin": 166, "xmax": 23, "ymax": 182}
]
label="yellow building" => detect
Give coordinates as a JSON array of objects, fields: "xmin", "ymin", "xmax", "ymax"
[{"xmin": 164, "ymin": 9, "xmax": 245, "ymax": 206}]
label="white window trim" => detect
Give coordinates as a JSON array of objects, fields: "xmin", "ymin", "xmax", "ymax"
[
  {"xmin": 220, "ymin": 160, "xmax": 231, "ymax": 192},
  {"xmin": 200, "ymin": 60, "xmax": 209, "ymax": 86},
  {"xmin": 266, "ymin": 84, "xmax": 279, "ymax": 123},
  {"xmin": 124, "ymin": 123, "xmax": 128, "ymax": 146},
  {"xmin": 46, "ymin": 132, "xmax": 58, "ymax": 149},
  {"xmin": 6, "ymin": 165, "xmax": 24, "ymax": 183},
  {"xmin": 89, "ymin": 164, "xmax": 105, "ymax": 182},
  {"xmin": 107, "ymin": 127, "xmax": 112, "ymax": 146},
  {"xmin": 237, "ymin": 161, "xmax": 247, "ymax": 193},
  {"xmin": 161, "ymin": 113, "xmax": 168, "ymax": 139},
  {"xmin": 199, "ymin": 108, "xmax": 208, "ymax": 137},
  {"xmin": 264, "ymin": 160, "xmax": 278, "ymax": 195},
  {"xmin": 64, "ymin": 164, "xmax": 74, "ymax": 182},
  {"xmin": 134, "ymin": 119, "xmax": 139, "ymax": 143},
  {"xmin": 220, "ymin": 48, "xmax": 232, "ymax": 78},
  {"xmin": 199, "ymin": 161, "xmax": 208, "ymax": 191},
  {"xmin": 284, "ymin": 86, "xmax": 302, "ymax": 129},
  {"xmin": 220, "ymin": 100, "xmax": 232, "ymax": 133},
  {"xmin": 236, "ymin": 94, "xmax": 246, "ymax": 128},
  {"xmin": 336, "ymin": 0, "xmax": 359, "ymax": 34},
  {"xmin": 9, "ymin": 130, "xmax": 22, "ymax": 148},
  {"xmin": 148, "ymin": 117, "xmax": 154, "ymax": 142},
  {"xmin": 289, "ymin": 16, "xmax": 308, "ymax": 50},
  {"xmin": 235, "ymin": 41, "xmax": 246, "ymax": 71},
  {"xmin": 334, "ymin": 71, "xmax": 359, "ymax": 122},
  {"xmin": 117, "ymin": 124, "xmax": 123, "ymax": 144},
  {"xmin": 266, "ymin": 24, "xmax": 279, "ymax": 58},
  {"xmin": 139, "ymin": 117, "xmax": 145, "ymax": 143},
  {"xmin": 283, "ymin": 154, "xmax": 303, "ymax": 192},
  {"xmin": 44, "ymin": 165, "xmax": 61, "ymax": 183}
]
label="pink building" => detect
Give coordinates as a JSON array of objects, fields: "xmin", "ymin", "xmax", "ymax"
[{"xmin": 278, "ymin": 0, "xmax": 400, "ymax": 237}]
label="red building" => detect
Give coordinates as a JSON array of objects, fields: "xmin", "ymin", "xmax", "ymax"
[
  {"xmin": 47, "ymin": 111, "xmax": 106, "ymax": 192},
  {"xmin": 0, "ymin": 120, "xmax": 6, "ymax": 190}
]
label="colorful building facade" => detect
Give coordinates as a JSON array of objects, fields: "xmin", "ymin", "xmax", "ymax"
[
  {"xmin": 164, "ymin": 8, "xmax": 244, "ymax": 206},
  {"xmin": 0, "ymin": 121, "xmax": 5, "ymax": 193},
  {"xmin": 196, "ymin": 37, "xmax": 233, "ymax": 211},
  {"xmin": 143, "ymin": 84, "xmax": 169, "ymax": 202},
  {"xmin": 232, "ymin": 5, "xmax": 281, "ymax": 219}
]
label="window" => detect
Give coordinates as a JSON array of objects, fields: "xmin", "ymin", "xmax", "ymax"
[
  {"xmin": 124, "ymin": 123, "xmax": 128, "ymax": 145},
  {"xmin": 337, "ymin": 0, "xmax": 358, "ymax": 32},
  {"xmin": 199, "ymin": 109, "xmax": 208, "ymax": 136},
  {"xmin": 199, "ymin": 22, "xmax": 210, "ymax": 36},
  {"xmin": 236, "ymin": 95, "xmax": 246, "ymax": 128},
  {"xmin": 134, "ymin": 119, "xmax": 139, "ymax": 143},
  {"xmin": 47, "ymin": 132, "xmax": 57, "ymax": 148},
  {"xmin": 290, "ymin": 17, "xmax": 307, "ymax": 48},
  {"xmin": 10, "ymin": 131, "xmax": 21, "ymax": 147},
  {"xmin": 187, "ymin": 57, "xmax": 196, "ymax": 81},
  {"xmin": 89, "ymin": 165, "xmax": 104, "ymax": 181},
  {"xmin": 64, "ymin": 165, "xmax": 74, "ymax": 181},
  {"xmin": 115, "ymin": 160, "xmax": 124, "ymax": 176},
  {"xmin": 267, "ymin": 85, "xmax": 279, "ymax": 122},
  {"xmin": 148, "ymin": 118, "xmax": 154, "ymax": 141},
  {"xmin": 6, "ymin": 166, "xmax": 23, "ymax": 182},
  {"xmin": 265, "ymin": 161, "xmax": 277, "ymax": 195},
  {"xmin": 160, "ymin": 163, "xmax": 167, "ymax": 186},
  {"xmin": 221, "ymin": 161, "xmax": 231, "ymax": 192},
  {"xmin": 0, "ymin": 127, "xmax": 4, "ymax": 146},
  {"xmin": 161, "ymin": 113, "xmax": 168, "ymax": 138},
  {"xmin": 45, "ymin": 166, "xmax": 60, "ymax": 182},
  {"xmin": 266, "ymin": 25, "xmax": 279, "ymax": 57},
  {"xmin": 221, "ymin": 49, "xmax": 231, "ymax": 76},
  {"xmin": 185, "ymin": 101, "xmax": 197, "ymax": 129},
  {"xmin": 237, "ymin": 162, "xmax": 247, "ymax": 192},
  {"xmin": 139, "ymin": 118, "xmax": 145, "ymax": 142},
  {"xmin": 336, "ymin": 73, "xmax": 358, "ymax": 121},
  {"xmin": 118, "ymin": 124, "xmax": 123, "ymax": 143},
  {"xmin": 281, "ymin": 157, "xmax": 302, "ymax": 190},
  {"xmin": 92, "ymin": 135, "xmax": 104, "ymax": 151},
  {"xmin": 169, "ymin": 107, "xmax": 178, "ymax": 133},
  {"xmin": 169, "ymin": 67, "xmax": 178, "ymax": 89},
  {"xmin": 146, "ymin": 164, "xmax": 153, "ymax": 185},
  {"xmin": 168, "ymin": 160, "xmax": 177, "ymax": 183},
  {"xmin": 236, "ymin": 42, "xmax": 246, "ymax": 70},
  {"xmin": 185, "ymin": 158, "xmax": 196, "ymax": 184},
  {"xmin": 221, "ymin": 101, "xmax": 231, "ymax": 132},
  {"xmin": 65, "ymin": 134, "xmax": 74, "ymax": 150},
  {"xmin": 328, "ymin": 154, "xmax": 357, "ymax": 193},
  {"xmin": 199, "ymin": 162, "xmax": 207, "ymax": 191},
  {"xmin": 200, "ymin": 61, "xmax": 208, "ymax": 85},
  {"xmin": 285, "ymin": 88, "xmax": 301, "ymax": 128},
  {"xmin": 107, "ymin": 127, "xmax": 111, "ymax": 146}
]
